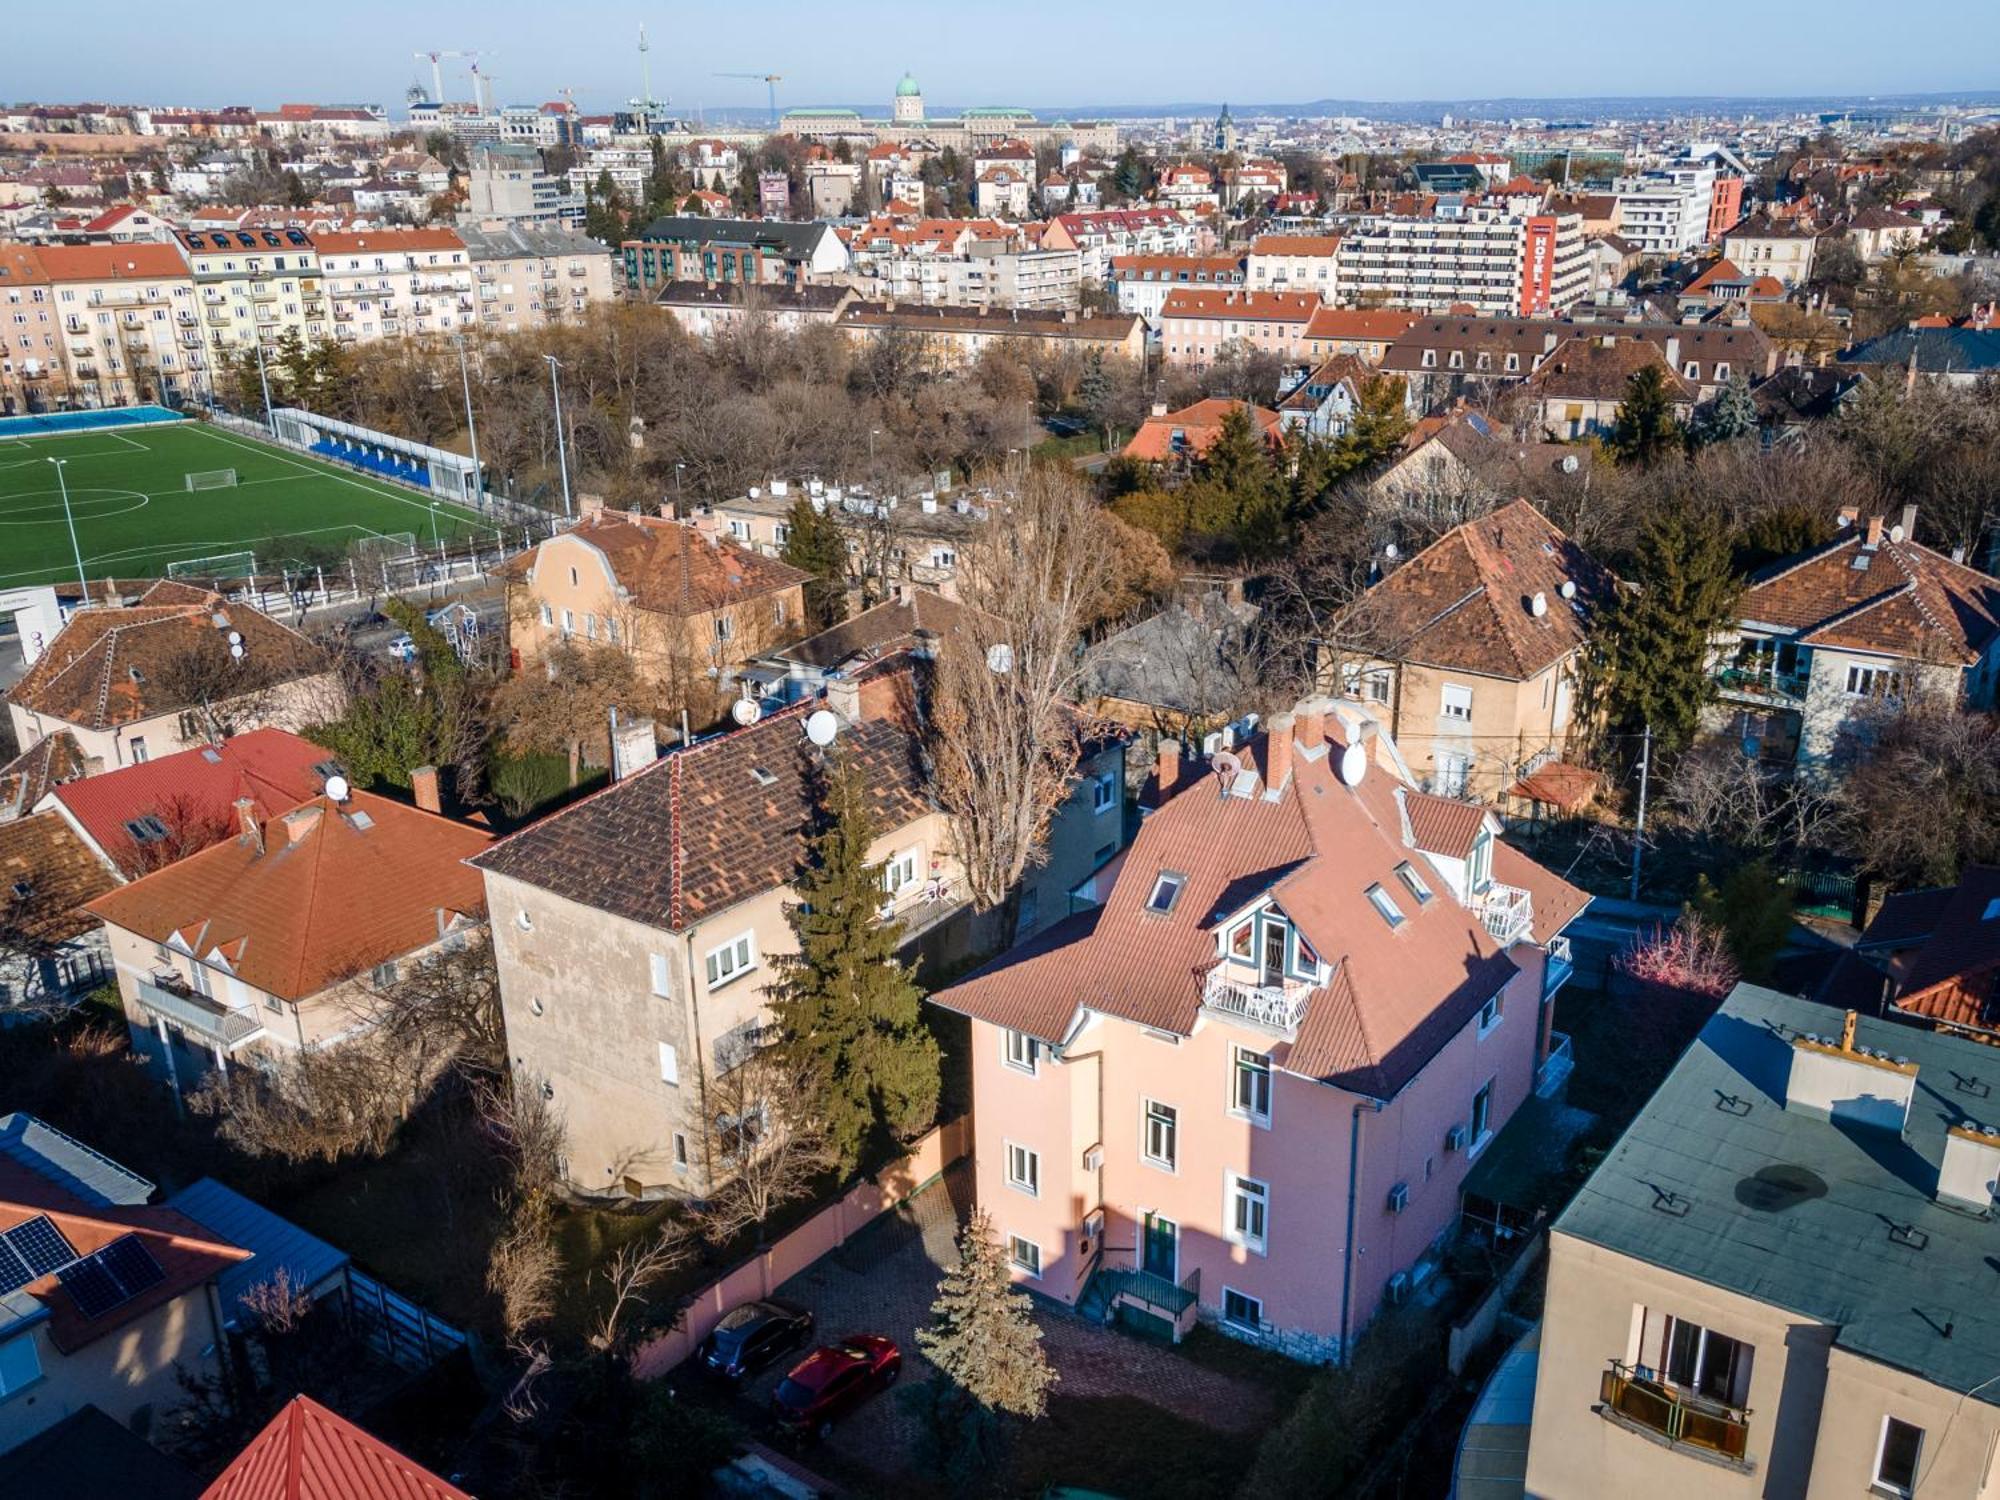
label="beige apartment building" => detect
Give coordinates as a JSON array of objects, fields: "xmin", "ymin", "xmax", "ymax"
[
  {"xmin": 454, "ymin": 221, "xmax": 617, "ymax": 332},
  {"xmin": 33, "ymin": 244, "xmax": 204, "ymax": 408},
  {"xmin": 1331, "ymin": 501, "xmax": 1613, "ymax": 801},
  {"xmin": 1524, "ymin": 986, "xmax": 2000, "ymax": 1500},
  {"xmin": 173, "ymin": 225, "xmax": 326, "ymax": 368},
  {"xmin": 314, "ymin": 228, "xmax": 476, "ymax": 344},
  {"xmin": 0, "ymin": 244, "xmax": 59, "ymax": 412}
]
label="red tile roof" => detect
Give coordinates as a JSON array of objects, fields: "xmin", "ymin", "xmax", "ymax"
[
  {"xmin": 201, "ymin": 1396, "xmax": 471, "ymax": 1500},
  {"xmin": 1158, "ymin": 288, "xmax": 1319, "ymax": 324},
  {"xmin": 310, "ymin": 228, "xmax": 467, "ymax": 255},
  {"xmin": 1883, "ymin": 867, "xmax": 2000, "ymax": 1030},
  {"xmin": 30, "ymin": 243, "xmax": 188, "ymax": 282},
  {"xmin": 1122, "ymin": 399, "xmax": 1282, "ymax": 462},
  {"xmin": 510, "ymin": 510, "xmax": 806, "ymax": 618},
  {"xmin": 1741, "ymin": 528, "xmax": 2000, "ymax": 667},
  {"xmin": 85, "ymin": 789, "xmax": 490, "ymax": 1002},
  {"xmin": 1303, "ymin": 306, "xmax": 1422, "ymax": 344}
]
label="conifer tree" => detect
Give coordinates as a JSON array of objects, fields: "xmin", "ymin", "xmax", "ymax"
[
  {"xmin": 779, "ymin": 495, "xmax": 849, "ymax": 633},
  {"xmin": 1594, "ymin": 509, "xmax": 1742, "ymax": 755},
  {"xmin": 1609, "ymin": 364, "xmax": 1686, "ymax": 468},
  {"xmin": 1690, "ymin": 370, "xmax": 1758, "ymax": 448},
  {"xmin": 915, "ymin": 1209, "xmax": 1056, "ymax": 1420},
  {"xmin": 768, "ymin": 756, "xmax": 939, "ymax": 1173}
]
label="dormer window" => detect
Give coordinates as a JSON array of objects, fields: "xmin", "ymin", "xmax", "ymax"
[
  {"xmin": 1227, "ymin": 920, "xmax": 1254, "ymax": 959},
  {"xmin": 1146, "ymin": 871, "xmax": 1186, "ymax": 915},
  {"xmin": 1366, "ymin": 884, "xmax": 1405, "ymax": 928},
  {"xmin": 1395, "ymin": 862, "xmax": 1433, "ymax": 905}
]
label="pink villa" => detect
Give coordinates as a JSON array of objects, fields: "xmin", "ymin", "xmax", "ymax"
[{"xmin": 931, "ymin": 699, "xmax": 1588, "ymax": 1361}]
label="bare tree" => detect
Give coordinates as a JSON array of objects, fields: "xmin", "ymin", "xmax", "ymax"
[
  {"xmin": 696, "ymin": 1047, "xmax": 837, "ymax": 1248},
  {"xmin": 344, "ymin": 934, "xmax": 506, "ymax": 1081},
  {"xmin": 488, "ymin": 1203, "xmax": 561, "ymax": 1339},
  {"xmin": 1620, "ymin": 914, "xmax": 1740, "ymax": 999},
  {"xmin": 492, "ymin": 637, "xmax": 642, "ymax": 785},
  {"xmin": 588, "ymin": 1220, "xmax": 697, "ymax": 1355},
  {"xmin": 187, "ymin": 1035, "xmax": 412, "ymax": 1164},
  {"xmin": 930, "ymin": 465, "xmax": 1123, "ymax": 914}
]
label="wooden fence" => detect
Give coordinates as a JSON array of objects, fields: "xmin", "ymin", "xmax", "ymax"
[{"xmin": 631, "ymin": 1115, "xmax": 971, "ymax": 1381}]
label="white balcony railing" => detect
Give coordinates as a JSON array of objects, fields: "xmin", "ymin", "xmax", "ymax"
[
  {"xmin": 1201, "ymin": 969, "xmax": 1311, "ymax": 1037},
  {"xmin": 1478, "ymin": 882, "xmax": 1534, "ymax": 947}
]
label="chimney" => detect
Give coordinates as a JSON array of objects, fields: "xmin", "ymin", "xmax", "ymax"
[
  {"xmin": 281, "ymin": 805, "xmax": 324, "ymax": 845},
  {"xmin": 1937, "ymin": 1123, "xmax": 2000, "ymax": 1213},
  {"xmin": 826, "ymin": 675, "xmax": 863, "ymax": 723},
  {"xmin": 410, "ymin": 765, "xmax": 441, "ymax": 814},
  {"xmin": 1263, "ymin": 713, "xmax": 1295, "ymax": 795},
  {"xmin": 1836, "ymin": 505, "xmax": 1859, "ymax": 529},
  {"xmin": 1157, "ymin": 738, "xmax": 1183, "ymax": 796},
  {"xmin": 235, "ymin": 796, "xmax": 263, "ymax": 854},
  {"xmin": 1865, "ymin": 515, "xmax": 1884, "ymax": 548},
  {"xmin": 1664, "ymin": 335, "xmax": 1681, "ymax": 372},
  {"xmin": 611, "ymin": 716, "xmax": 659, "ymax": 780},
  {"xmin": 1785, "ymin": 1009, "xmax": 1916, "ymax": 1134},
  {"xmin": 1296, "ymin": 697, "xmax": 1329, "ymax": 758},
  {"xmin": 1899, "ymin": 504, "xmax": 1919, "ymax": 543}
]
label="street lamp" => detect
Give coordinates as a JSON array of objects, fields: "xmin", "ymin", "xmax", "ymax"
[
  {"xmin": 544, "ymin": 354, "xmax": 573, "ymax": 520},
  {"xmin": 674, "ymin": 461, "xmax": 685, "ymax": 517},
  {"xmin": 47, "ymin": 458, "xmax": 87, "ymax": 598},
  {"xmin": 428, "ymin": 499, "xmax": 444, "ymax": 561},
  {"xmin": 452, "ymin": 333, "xmax": 483, "ymax": 505},
  {"xmin": 250, "ymin": 334, "xmax": 275, "ymax": 436}
]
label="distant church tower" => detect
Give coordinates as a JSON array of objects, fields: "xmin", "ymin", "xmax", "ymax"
[
  {"xmin": 1212, "ymin": 103, "xmax": 1237, "ymax": 155},
  {"xmin": 893, "ymin": 71, "xmax": 924, "ymax": 124}
]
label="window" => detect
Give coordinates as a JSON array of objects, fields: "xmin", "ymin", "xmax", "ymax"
[
  {"xmin": 649, "ymin": 952, "xmax": 670, "ymax": 997},
  {"xmin": 371, "ymin": 960, "xmax": 398, "ymax": 988},
  {"xmin": 1232, "ymin": 1046, "xmax": 1272, "ymax": 1122},
  {"xmin": 1008, "ymin": 1234, "xmax": 1042, "ymax": 1278},
  {"xmin": 1146, "ymin": 871, "xmax": 1186, "ymax": 914},
  {"xmin": 1469, "ymin": 831, "xmax": 1493, "ymax": 892},
  {"xmin": 1470, "ymin": 1079, "xmax": 1494, "ymax": 1148},
  {"xmin": 658, "ymin": 1042, "xmax": 679, "ymax": 1085},
  {"xmin": 1478, "ymin": 993, "xmax": 1502, "ymax": 1035},
  {"xmin": 1366, "ymin": 884, "xmax": 1405, "ymax": 928},
  {"xmin": 1002, "ymin": 1029, "xmax": 1039, "ymax": 1075},
  {"xmin": 1227, "ymin": 1174, "xmax": 1269, "ymax": 1252},
  {"xmin": 0, "ymin": 1331, "xmax": 42, "ymax": 1397},
  {"xmin": 584, "ymin": 613, "xmax": 597, "ymax": 640},
  {"xmin": 882, "ymin": 848, "xmax": 919, "ymax": 897},
  {"xmin": 1395, "ymin": 861, "xmax": 1433, "ymax": 905},
  {"xmin": 560, "ymin": 608, "xmax": 574, "ymax": 636},
  {"xmin": 1643, "ymin": 1313, "xmax": 1753, "ymax": 1407},
  {"xmin": 568, "ymin": 566, "xmax": 579, "ymax": 587},
  {"xmin": 1005, "ymin": 1141, "xmax": 1040, "ymax": 1196},
  {"xmin": 1873, "ymin": 1416, "xmax": 1923, "ymax": 1498},
  {"xmin": 125, "ymin": 814, "xmax": 170, "ymax": 844},
  {"xmin": 1092, "ymin": 771, "xmax": 1117, "ymax": 814},
  {"xmin": 1227, "ymin": 920, "xmax": 1255, "ymax": 960},
  {"xmin": 1846, "ymin": 664, "xmax": 1902, "ymax": 699},
  {"xmin": 672, "ymin": 1132, "xmax": 689, "ymax": 1170},
  {"xmin": 1440, "ymin": 683, "xmax": 1473, "ymax": 721},
  {"xmin": 714, "ymin": 615, "xmax": 734, "ymax": 641},
  {"xmin": 1222, "ymin": 1287, "xmax": 1263, "ymax": 1331},
  {"xmin": 1143, "ymin": 1100, "xmax": 1178, "ymax": 1169},
  {"xmin": 704, "ymin": 931, "xmax": 754, "ymax": 988}
]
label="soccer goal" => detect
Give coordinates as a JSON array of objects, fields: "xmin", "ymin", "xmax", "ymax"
[
  {"xmin": 166, "ymin": 549, "xmax": 258, "ymax": 582},
  {"xmin": 184, "ymin": 468, "xmax": 239, "ymax": 490}
]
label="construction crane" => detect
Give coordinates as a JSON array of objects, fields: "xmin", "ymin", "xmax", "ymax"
[
  {"xmin": 714, "ymin": 72, "xmax": 782, "ymax": 127},
  {"xmin": 412, "ymin": 50, "xmax": 469, "ymax": 107}
]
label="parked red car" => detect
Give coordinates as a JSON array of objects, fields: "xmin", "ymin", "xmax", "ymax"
[{"xmin": 771, "ymin": 1335, "xmax": 902, "ymax": 1439}]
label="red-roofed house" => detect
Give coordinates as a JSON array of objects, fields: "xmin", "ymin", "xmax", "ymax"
[
  {"xmin": 1817, "ymin": 868, "xmax": 2000, "ymax": 1038},
  {"xmin": 1122, "ymin": 398, "xmax": 1283, "ymax": 464},
  {"xmin": 29, "ymin": 242, "xmax": 201, "ymax": 407},
  {"xmin": 201, "ymin": 1395, "xmax": 470, "ymax": 1500},
  {"xmin": 1157, "ymin": 287, "xmax": 1319, "ymax": 367},
  {"xmin": 930, "ymin": 700, "xmax": 1587, "ymax": 1361}
]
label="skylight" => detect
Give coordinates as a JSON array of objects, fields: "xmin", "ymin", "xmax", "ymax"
[
  {"xmin": 1395, "ymin": 862, "xmax": 1433, "ymax": 905},
  {"xmin": 1366, "ymin": 884, "xmax": 1405, "ymax": 928},
  {"xmin": 1984, "ymin": 897, "xmax": 2000, "ymax": 923},
  {"xmin": 1146, "ymin": 871, "xmax": 1186, "ymax": 915}
]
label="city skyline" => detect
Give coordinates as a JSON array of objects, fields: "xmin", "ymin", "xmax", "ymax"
[{"xmin": 6, "ymin": 0, "xmax": 1999, "ymax": 116}]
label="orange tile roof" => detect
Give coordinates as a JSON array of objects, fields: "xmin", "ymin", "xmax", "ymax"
[
  {"xmin": 310, "ymin": 228, "xmax": 466, "ymax": 255},
  {"xmin": 1250, "ymin": 234, "xmax": 1342, "ymax": 257},
  {"xmin": 202, "ymin": 1396, "xmax": 471, "ymax": 1500},
  {"xmin": 1303, "ymin": 306, "xmax": 1422, "ymax": 343},
  {"xmin": 85, "ymin": 789, "xmax": 491, "ymax": 1002},
  {"xmin": 1158, "ymin": 288, "xmax": 1319, "ymax": 323},
  {"xmin": 30, "ymin": 243, "xmax": 189, "ymax": 282},
  {"xmin": 511, "ymin": 510, "xmax": 807, "ymax": 617},
  {"xmin": 1122, "ymin": 399, "xmax": 1282, "ymax": 462},
  {"xmin": 1741, "ymin": 528, "xmax": 2000, "ymax": 666},
  {"xmin": 0, "ymin": 244, "xmax": 52, "ymax": 286},
  {"xmin": 1108, "ymin": 254, "xmax": 1243, "ymax": 279}
]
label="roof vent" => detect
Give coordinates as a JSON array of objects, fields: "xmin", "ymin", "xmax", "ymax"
[
  {"xmin": 1938, "ymin": 1123, "xmax": 2000, "ymax": 1213},
  {"xmin": 1785, "ymin": 1009, "xmax": 1916, "ymax": 1133}
]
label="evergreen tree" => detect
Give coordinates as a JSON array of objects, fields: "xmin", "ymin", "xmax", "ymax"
[
  {"xmin": 779, "ymin": 495, "xmax": 849, "ymax": 632},
  {"xmin": 1690, "ymin": 370, "xmax": 1758, "ymax": 448},
  {"xmin": 1691, "ymin": 861, "xmax": 1794, "ymax": 982},
  {"xmin": 1595, "ymin": 509, "xmax": 1743, "ymax": 754},
  {"xmin": 1194, "ymin": 405, "xmax": 1286, "ymax": 556},
  {"xmin": 911, "ymin": 1210, "xmax": 1055, "ymax": 1480},
  {"xmin": 768, "ymin": 757, "xmax": 939, "ymax": 1174},
  {"xmin": 1331, "ymin": 374, "xmax": 1411, "ymax": 473},
  {"xmin": 1609, "ymin": 364, "xmax": 1686, "ymax": 468},
  {"xmin": 1077, "ymin": 351, "xmax": 1112, "ymax": 446}
]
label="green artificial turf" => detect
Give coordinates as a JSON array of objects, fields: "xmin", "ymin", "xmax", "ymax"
[{"xmin": 0, "ymin": 419, "xmax": 493, "ymax": 586}]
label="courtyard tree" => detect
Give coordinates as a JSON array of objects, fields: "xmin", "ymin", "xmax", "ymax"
[
  {"xmin": 779, "ymin": 492, "xmax": 850, "ymax": 631},
  {"xmin": 1608, "ymin": 364, "xmax": 1685, "ymax": 469}
]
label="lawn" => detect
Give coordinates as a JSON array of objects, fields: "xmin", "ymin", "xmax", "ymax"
[{"xmin": 0, "ymin": 418, "xmax": 493, "ymax": 586}]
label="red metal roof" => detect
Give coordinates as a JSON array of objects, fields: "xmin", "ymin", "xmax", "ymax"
[{"xmin": 201, "ymin": 1396, "xmax": 471, "ymax": 1500}]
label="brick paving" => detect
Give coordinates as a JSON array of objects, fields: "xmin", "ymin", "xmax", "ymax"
[{"xmin": 737, "ymin": 1169, "xmax": 1279, "ymax": 1482}]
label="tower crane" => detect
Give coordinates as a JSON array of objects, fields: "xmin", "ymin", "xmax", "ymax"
[
  {"xmin": 412, "ymin": 50, "xmax": 465, "ymax": 106},
  {"xmin": 714, "ymin": 72, "xmax": 783, "ymax": 128}
]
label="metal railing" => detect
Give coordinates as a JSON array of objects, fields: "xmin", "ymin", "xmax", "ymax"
[
  {"xmin": 1478, "ymin": 883, "xmax": 1535, "ymax": 947},
  {"xmin": 1202, "ymin": 970, "xmax": 1311, "ymax": 1036},
  {"xmin": 1599, "ymin": 1362, "xmax": 1751, "ymax": 1464},
  {"xmin": 1536, "ymin": 1031, "xmax": 1574, "ymax": 1098},
  {"xmin": 1715, "ymin": 665, "xmax": 1809, "ymax": 705}
]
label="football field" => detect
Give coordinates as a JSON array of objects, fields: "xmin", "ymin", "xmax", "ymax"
[{"xmin": 0, "ymin": 419, "xmax": 494, "ymax": 586}]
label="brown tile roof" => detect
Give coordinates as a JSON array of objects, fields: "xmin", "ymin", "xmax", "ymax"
[
  {"xmin": 513, "ymin": 511, "xmax": 807, "ymax": 618},
  {"xmin": 6, "ymin": 583, "xmax": 330, "ymax": 732},
  {"xmin": 0, "ymin": 1158, "xmax": 249, "ymax": 1355},
  {"xmin": 777, "ymin": 593, "xmax": 981, "ymax": 671},
  {"xmin": 1879, "ymin": 868, "xmax": 2000, "ymax": 1031},
  {"xmin": 1403, "ymin": 791, "xmax": 1487, "ymax": 858},
  {"xmin": 1122, "ymin": 399, "xmax": 1282, "ymax": 462},
  {"xmin": 1278, "ymin": 354, "xmax": 1369, "ymax": 411},
  {"xmin": 0, "ymin": 812, "xmax": 116, "ymax": 948},
  {"xmin": 1740, "ymin": 529, "xmax": 2000, "ymax": 666},
  {"xmin": 0, "ymin": 730, "xmax": 88, "ymax": 819},
  {"xmin": 201, "ymin": 1395, "xmax": 471, "ymax": 1500},
  {"xmin": 310, "ymin": 228, "xmax": 467, "ymax": 255},
  {"xmin": 85, "ymin": 789, "xmax": 490, "ymax": 1002},
  {"xmin": 1340, "ymin": 499, "xmax": 1616, "ymax": 681},
  {"xmin": 1250, "ymin": 234, "xmax": 1342, "ymax": 257},
  {"xmin": 1524, "ymin": 336, "xmax": 1698, "ymax": 403},
  {"xmin": 470, "ymin": 675, "xmax": 934, "ymax": 932},
  {"xmin": 934, "ymin": 718, "xmax": 1581, "ymax": 1096},
  {"xmin": 1507, "ymin": 760, "xmax": 1603, "ymax": 811}
]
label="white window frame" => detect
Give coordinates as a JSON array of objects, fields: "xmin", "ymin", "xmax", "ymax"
[
  {"xmin": 1146, "ymin": 870, "xmax": 1187, "ymax": 914},
  {"xmin": 1142, "ymin": 1098, "xmax": 1178, "ymax": 1171},
  {"xmin": 1221, "ymin": 1286, "xmax": 1263, "ymax": 1332},
  {"xmin": 1008, "ymin": 1234, "xmax": 1043, "ymax": 1278},
  {"xmin": 703, "ymin": 930, "xmax": 755, "ymax": 989},
  {"xmin": 658, "ymin": 1041, "xmax": 679, "ymax": 1085},
  {"xmin": 1232, "ymin": 1045, "xmax": 1273, "ymax": 1125},
  {"xmin": 1477, "ymin": 993, "xmax": 1502, "ymax": 1037},
  {"xmin": 1470, "ymin": 1078, "xmax": 1495, "ymax": 1155},
  {"xmin": 1872, "ymin": 1415, "xmax": 1923, "ymax": 1499},
  {"xmin": 1440, "ymin": 682, "xmax": 1473, "ymax": 721},
  {"xmin": 882, "ymin": 847, "xmax": 920, "ymax": 897},
  {"xmin": 714, "ymin": 614, "xmax": 734, "ymax": 641},
  {"xmin": 1005, "ymin": 1139, "xmax": 1040, "ymax": 1197},
  {"xmin": 1395, "ymin": 861, "xmax": 1433, "ymax": 905},
  {"xmin": 1092, "ymin": 770, "xmax": 1117, "ymax": 814},
  {"xmin": 1226, "ymin": 1172, "xmax": 1270, "ymax": 1254},
  {"xmin": 1845, "ymin": 664, "xmax": 1902, "ymax": 700},
  {"xmin": 1002, "ymin": 1028, "xmax": 1039, "ymax": 1075},
  {"xmin": 649, "ymin": 952, "xmax": 671, "ymax": 997}
]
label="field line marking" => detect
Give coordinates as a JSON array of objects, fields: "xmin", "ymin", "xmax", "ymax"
[{"xmin": 193, "ymin": 424, "xmax": 485, "ymax": 529}]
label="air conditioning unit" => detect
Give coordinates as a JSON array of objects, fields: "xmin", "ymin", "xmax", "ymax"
[
  {"xmin": 1386, "ymin": 1182, "xmax": 1410, "ymax": 1214},
  {"xmin": 1445, "ymin": 1122, "xmax": 1469, "ymax": 1152},
  {"xmin": 1082, "ymin": 1146, "xmax": 1104, "ymax": 1173},
  {"xmin": 1386, "ymin": 1270, "xmax": 1411, "ymax": 1306}
]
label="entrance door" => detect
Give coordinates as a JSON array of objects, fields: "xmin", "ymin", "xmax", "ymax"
[
  {"xmin": 1142, "ymin": 1213, "xmax": 1178, "ymax": 1281},
  {"xmin": 1260, "ymin": 923, "xmax": 1286, "ymax": 986}
]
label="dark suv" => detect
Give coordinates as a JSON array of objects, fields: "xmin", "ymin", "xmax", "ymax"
[{"xmin": 695, "ymin": 1298, "xmax": 815, "ymax": 1384}]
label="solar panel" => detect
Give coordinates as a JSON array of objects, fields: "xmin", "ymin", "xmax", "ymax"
[
  {"xmin": 57, "ymin": 1257, "xmax": 126, "ymax": 1319},
  {"xmin": 56, "ymin": 1234, "xmax": 164, "ymax": 1320},
  {"xmin": 97, "ymin": 1235, "xmax": 165, "ymax": 1298},
  {"xmin": 0, "ymin": 1241, "xmax": 32, "ymax": 1295},
  {"xmin": 3, "ymin": 1214, "xmax": 75, "ymax": 1278}
]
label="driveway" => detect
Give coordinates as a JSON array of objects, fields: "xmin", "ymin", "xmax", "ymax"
[{"xmin": 732, "ymin": 1165, "xmax": 1282, "ymax": 1486}]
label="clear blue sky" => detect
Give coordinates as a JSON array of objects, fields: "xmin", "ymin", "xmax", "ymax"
[{"xmin": 5, "ymin": 0, "xmax": 1994, "ymax": 113}]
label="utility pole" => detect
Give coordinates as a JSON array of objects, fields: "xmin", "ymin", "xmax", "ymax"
[
  {"xmin": 453, "ymin": 334, "xmax": 482, "ymax": 503},
  {"xmin": 544, "ymin": 354, "xmax": 573, "ymax": 519},
  {"xmin": 251, "ymin": 335, "xmax": 275, "ymax": 435},
  {"xmin": 1629, "ymin": 721, "xmax": 1652, "ymax": 902}
]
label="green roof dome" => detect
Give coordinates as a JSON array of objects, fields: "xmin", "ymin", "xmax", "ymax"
[{"xmin": 895, "ymin": 72, "xmax": 922, "ymax": 97}]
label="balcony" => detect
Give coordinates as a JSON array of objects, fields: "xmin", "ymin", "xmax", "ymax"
[
  {"xmin": 135, "ymin": 976, "xmax": 265, "ymax": 1052},
  {"xmin": 1477, "ymin": 882, "xmax": 1534, "ymax": 947},
  {"xmin": 1542, "ymin": 934, "xmax": 1575, "ymax": 1000},
  {"xmin": 1715, "ymin": 664, "xmax": 1809, "ymax": 708},
  {"xmin": 1598, "ymin": 1362, "xmax": 1752, "ymax": 1469},
  {"xmin": 1201, "ymin": 968, "xmax": 1311, "ymax": 1038},
  {"xmin": 1535, "ymin": 1029, "xmax": 1573, "ymax": 1098}
]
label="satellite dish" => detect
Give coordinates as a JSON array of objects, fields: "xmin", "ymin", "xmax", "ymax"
[
  {"xmin": 1337, "ymin": 742, "xmax": 1368, "ymax": 787},
  {"xmin": 226, "ymin": 629, "xmax": 243, "ymax": 645},
  {"xmin": 1210, "ymin": 750, "xmax": 1244, "ymax": 781},
  {"xmin": 1560, "ymin": 453, "xmax": 1580, "ymax": 474},
  {"xmin": 1559, "ymin": 579, "xmax": 1578, "ymax": 600},
  {"xmin": 324, "ymin": 774, "xmax": 350, "ymax": 803},
  {"xmin": 1383, "ymin": 542, "xmax": 1399, "ymax": 560},
  {"xmin": 229, "ymin": 642, "xmax": 245, "ymax": 659},
  {"xmin": 731, "ymin": 696, "xmax": 762, "ymax": 727},
  {"xmin": 804, "ymin": 709, "xmax": 839, "ymax": 747},
  {"xmin": 1529, "ymin": 592, "xmax": 1549, "ymax": 617},
  {"xmin": 986, "ymin": 643, "xmax": 1015, "ymax": 674}
]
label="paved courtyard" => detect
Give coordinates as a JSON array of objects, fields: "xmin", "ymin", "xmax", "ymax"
[{"xmin": 731, "ymin": 1166, "xmax": 1284, "ymax": 1487}]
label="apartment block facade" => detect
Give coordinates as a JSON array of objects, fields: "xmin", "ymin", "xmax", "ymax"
[
  {"xmin": 30, "ymin": 245, "xmax": 202, "ymax": 408},
  {"xmin": 1334, "ymin": 208, "xmax": 1587, "ymax": 317},
  {"xmin": 452, "ymin": 222, "xmax": 615, "ymax": 333},
  {"xmin": 314, "ymin": 228, "xmax": 475, "ymax": 343},
  {"xmin": 173, "ymin": 225, "xmax": 326, "ymax": 366}
]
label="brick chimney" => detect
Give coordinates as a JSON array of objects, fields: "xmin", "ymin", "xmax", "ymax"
[
  {"xmin": 1263, "ymin": 713, "xmax": 1295, "ymax": 794},
  {"xmin": 1157, "ymin": 738, "xmax": 1183, "ymax": 795},
  {"xmin": 1865, "ymin": 515, "xmax": 1884, "ymax": 548},
  {"xmin": 281, "ymin": 805, "xmax": 324, "ymax": 845},
  {"xmin": 826, "ymin": 675, "xmax": 863, "ymax": 723},
  {"xmin": 410, "ymin": 765, "xmax": 441, "ymax": 814},
  {"xmin": 1296, "ymin": 698, "xmax": 1329, "ymax": 759},
  {"xmin": 235, "ymin": 796, "xmax": 263, "ymax": 854}
]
